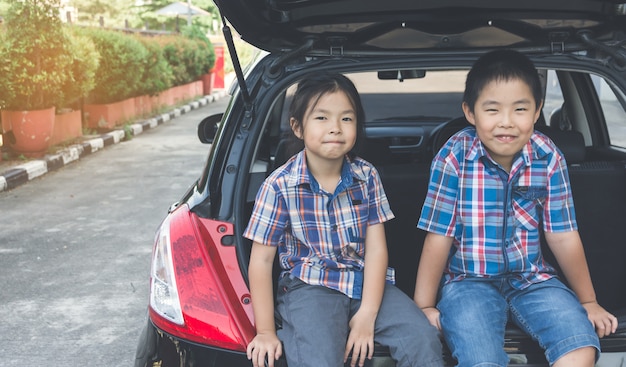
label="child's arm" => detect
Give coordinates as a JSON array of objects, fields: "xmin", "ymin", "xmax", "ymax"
[
  {"xmin": 246, "ymin": 242, "xmax": 282, "ymax": 367},
  {"xmin": 414, "ymin": 232, "xmax": 454, "ymax": 330},
  {"xmin": 344, "ymin": 222, "xmax": 387, "ymax": 367},
  {"xmin": 545, "ymin": 231, "xmax": 619, "ymax": 337}
]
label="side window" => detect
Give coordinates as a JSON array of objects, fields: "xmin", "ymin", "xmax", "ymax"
[
  {"xmin": 592, "ymin": 76, "xmax": 626, "ymax": 149},
  {"xmin": 543, "ymin": 70, "xmax": 565, "ymax": 126}
]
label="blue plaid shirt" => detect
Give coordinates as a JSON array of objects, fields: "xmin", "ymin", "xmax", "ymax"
[
  {"xmin": 244, "ymin": 150, "xmax": 395, "ymax": 299},
  {"xmin": 418, "ymin": 127, "xmax": 577, "ymax": 289}
]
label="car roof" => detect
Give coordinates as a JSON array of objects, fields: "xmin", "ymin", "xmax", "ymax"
[{"xmin": 215, "ymin": 0, "xmax": 626, "ymax": 56}]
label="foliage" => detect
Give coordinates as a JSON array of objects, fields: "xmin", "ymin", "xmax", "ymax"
[
  {"xmin": 0, "ymin": 29, "xmax": 13, "ymax": 109},
  {"xmin": 134, "ymin": 35, "xmax": 174, "ymax": 96},
  {"xmin": 182, "ymin": 24, "xmax": 215, "ymax": 74},
  {"xmin": 0, "ymin": 0, "xmax": 73, "ymax": 110},
  {"xmin": 81, "ymin": 27, "xmax": 148, "ymax": 104},
  {"xmin": 60, "ymin": 27, "xmax": 100, "ymax": 109},
  {"xmin": 155, "ymin": 32, "xmax": 215, "ymax": 86}
]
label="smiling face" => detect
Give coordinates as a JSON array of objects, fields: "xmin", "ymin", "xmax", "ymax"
[
  {"xmin": 291, "ymin": 90, "xmax": 358, "ymax": 165},
  {"xmin": 463, "ymin": 77, "xmax": 542, "ymax": 171}
]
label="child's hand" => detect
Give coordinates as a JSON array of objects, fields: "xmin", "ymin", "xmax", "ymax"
[
  {"xmin": 246, "ymin": 333, "xmax": 283, "ymax": 367},
  {"xmin": 421, "ymin": 306, "xmax": 442, "ymax": 331},
  {"xmin": 582, "ymin": 301, "xmax": 619, "ymax": 338},
  {"xmin": 344, "ymin": 310, "xmax": 376, "ymax": 367}
]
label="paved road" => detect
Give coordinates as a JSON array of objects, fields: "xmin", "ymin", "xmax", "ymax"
[{"xmin": 0, "ymin": 98, "xmax": 228, "ymax": 366}]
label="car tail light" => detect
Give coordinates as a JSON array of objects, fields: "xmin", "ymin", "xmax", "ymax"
[
  {"xmin": 150, "ymin": 214, "xmax": 184, "ymax": 325},
  {"xmin": 148, "ymin": 204, "xmax": 255, "ymax": 351}
]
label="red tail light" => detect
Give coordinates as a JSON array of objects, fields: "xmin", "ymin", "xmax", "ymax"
[{"xmin": 149, "ymin": 204, "xmax": 255, "ymax": 351}]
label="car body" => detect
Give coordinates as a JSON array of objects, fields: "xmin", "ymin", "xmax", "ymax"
[{"xmin": 134, "ymin": 1, "xmax": 626, "ymax": 366}]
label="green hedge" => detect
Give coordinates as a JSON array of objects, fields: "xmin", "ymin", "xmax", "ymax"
[
  {"xmin": 0, "ymin": 20, "xmax": 215, "ymax": 108},
  {"xmin": 134, "ymin": 35, "xmax": 174, "ymax": 97},
  {"xmin": 61, "ymin": 27, "xmax": 100, "ymax": 109},
  {"xmin": 81, "ymin": 26, "xmax": 215, "ymax": 104},
  {"xmin": 80, "ymin": 28, "xmax": 148, "ymax": 104}
]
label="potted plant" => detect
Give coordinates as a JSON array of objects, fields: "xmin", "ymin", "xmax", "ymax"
[{"xmin": 0, "ymin": 0, "xmax": 72, "ymax": 157}]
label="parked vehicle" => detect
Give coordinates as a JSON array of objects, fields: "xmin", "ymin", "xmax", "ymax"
[{"xmin": 135, "ymin": 1, "xmax": 626, "ymax": 366}]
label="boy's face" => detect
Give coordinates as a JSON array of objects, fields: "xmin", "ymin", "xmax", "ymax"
[{"xmin": 463, "ymin": 78, "xmax": 542, "ymax": 171}]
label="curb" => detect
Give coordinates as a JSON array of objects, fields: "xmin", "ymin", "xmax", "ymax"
[{"xmin": 0, "ymin": 91, "xmax": 227, "ymax": 193}]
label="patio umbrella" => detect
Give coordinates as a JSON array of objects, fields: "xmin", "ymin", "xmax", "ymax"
[{"xmin": 155, "ymin": 1, "xmax": 211, "ymax": 25}]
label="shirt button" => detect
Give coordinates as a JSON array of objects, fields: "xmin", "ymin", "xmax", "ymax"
[{"xmin": 331, "ymin": 225, "xmax": 338, "ymax": 231}]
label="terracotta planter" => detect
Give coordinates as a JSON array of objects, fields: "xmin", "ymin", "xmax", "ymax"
[
  {"xmin": 1, "ymin": 107, "xmax": 56, "ymax": 157},
  {"xmin": 84, "ymin": 98, "xmax": 136, "ymax": 130},
  {"xmin": 50, "ymin": 109, "xmax": 83, "ymax": 146},
  {"xmin": 201, "ymin": 72, "xmax": 213, "ymax": 95}
]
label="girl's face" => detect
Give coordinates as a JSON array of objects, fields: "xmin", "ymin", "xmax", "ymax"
[
  {"xmin": 463, "ymin": 78, "xmax": 542, "ymax": 172},
  {"xmin": 291, "ymin": 90, "xmax": 357, "ymax": 163}
]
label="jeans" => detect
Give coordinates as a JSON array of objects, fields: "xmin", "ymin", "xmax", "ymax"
[
  {"xmin": 437, "ymin": 277, "xmax": 600, "ymax": 367},
  {"xmin": 276, "ymin": 275, "xmax": 444, "ymax": 367}
]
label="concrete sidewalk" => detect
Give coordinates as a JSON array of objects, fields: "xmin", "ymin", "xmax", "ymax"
[{"xmin": 0, "ymin": 90, "xmax": 228, "ymax": 193}]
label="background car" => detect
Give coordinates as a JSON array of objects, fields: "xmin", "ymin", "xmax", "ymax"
[{"xmin": 135, "ymin": 1, "xmax": 626, "ymax": 366}]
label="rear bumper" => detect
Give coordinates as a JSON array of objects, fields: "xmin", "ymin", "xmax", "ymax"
[
  {"xmin": 135, "ymin": 316, "xmax": 626, "ymax": 367},
  {"xmin": 134, "ymin": 319, "xmax": 250, "ymax": 367}
]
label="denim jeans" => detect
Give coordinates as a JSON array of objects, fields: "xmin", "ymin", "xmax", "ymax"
[
  {"xmin": 437, "ymin": 277, "xmax": 600, "ymax": 367},
  {"xmin": 276, "ymin": 275, "xmax": 444, "ymax": 367}
]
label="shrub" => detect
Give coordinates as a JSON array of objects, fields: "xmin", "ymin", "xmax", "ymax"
[
  {"xmin": 59, "ymin": 27, "xmax": 100, "ymax": 109},
  {"xmin": 0, "ymin": 0, "xmax": 72, "ymax": 110},
  {"xmin": 155, "ymin": 30, "xmax": 215, "ymax": 86},
  {"xmin": 182, "ymin": 25, "xmax": 216, "ymax": 77},
  {"xmin": 134, "ymin": 35, "xmax": 174, "ymax": 96},
  {"xmin": 81, "ymin": 27, "xmax": 148, "ymax": 104}
]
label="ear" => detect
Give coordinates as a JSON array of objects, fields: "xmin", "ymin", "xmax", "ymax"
[
  {"xmin": 462, "ymin": 102, "xmax": 476, "ymax": 126},
  {"xmin": 290, "ymin": 117, "xmax": 303, "ymax": 139},
  {"xmin": 534, "ymin": 100, "xmax": 544, "ymax": 124}
]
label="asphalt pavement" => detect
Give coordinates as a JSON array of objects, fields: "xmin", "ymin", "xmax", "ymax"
[{"xmin": 0, "ymin": 94, "xmax": 230, "ymax": 366}]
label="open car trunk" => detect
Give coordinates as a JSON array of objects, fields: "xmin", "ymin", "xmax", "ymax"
[{"xmin": 237, "ymin": 66, "xmax": 626, "ymax": 366}]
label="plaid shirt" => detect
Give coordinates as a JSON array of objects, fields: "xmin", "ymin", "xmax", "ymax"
[
  {"xmin": 418, "ymin": 127, "xmax": 577, "ymax": 289},
  {"xmin": 244, "ymin": 150, "xmax": 395, "ymax": 299}
]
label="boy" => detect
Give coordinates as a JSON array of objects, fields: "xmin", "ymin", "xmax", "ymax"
[{"xmin": 414, "ymin": 49, "xmax": 618, "ymax": 366}]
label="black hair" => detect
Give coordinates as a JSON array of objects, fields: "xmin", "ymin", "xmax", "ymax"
[
  {"xmin": 285, "ymin": 73, "xmax": 366, "ymax": 159},
  {"xmin": 463, "ymin": 49, "xmax": 543, "ymax": 113}
]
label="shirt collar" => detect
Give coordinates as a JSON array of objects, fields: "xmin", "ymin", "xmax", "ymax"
[
  {"xmin": 286, "ymin": 150, "xmax": 366, "ymax": 189},
  {"xmin": 465, "ymin": 129, "xmax": 550, "ymax": 168}
]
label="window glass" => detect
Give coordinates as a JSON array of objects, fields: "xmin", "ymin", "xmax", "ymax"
[
  {"xmin": 348, "ymin": 70, "xmax": 467, "ymax": 122},
  {"xmin": 592, "ymin": 76, "xmax": 626, "ymax": 149},
  {"xmin": 543, "ymin": 70, "xmax": 564, "ymax": 126}
]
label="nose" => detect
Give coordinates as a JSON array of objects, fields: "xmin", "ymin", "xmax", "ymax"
[
  {"xmin": 329, "ymin": 118, "xmax": 343, "ymax": 134},
  {"xmin": 498, "ymin": 112, "xmax": 515, "ymax": 128}
]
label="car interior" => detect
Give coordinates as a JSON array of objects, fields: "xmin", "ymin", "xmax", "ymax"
[{"xmin": 241, "ymin": 68, "xmax": 626, "ymax": 364}]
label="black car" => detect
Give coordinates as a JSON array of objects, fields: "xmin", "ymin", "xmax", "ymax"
[{"xmin": 135, "ymin": 1, "xmax": 626, "ymax": 366}]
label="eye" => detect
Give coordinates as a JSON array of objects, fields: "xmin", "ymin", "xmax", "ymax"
[{"xmin": 342, "ymin": 116, "xmax": 354, "ymax": 122}]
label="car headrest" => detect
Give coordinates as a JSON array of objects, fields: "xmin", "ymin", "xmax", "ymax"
[
  {"xmin": 430, "ymin": 116, "xmax": 472, "ymax": 156},
  {"xmin": 549, "ymin": 104, "xmax": 573, "ymax": 131},
  {"xmin": 535, "ymin": 126, "xmax": 586, "ymax": 164}
]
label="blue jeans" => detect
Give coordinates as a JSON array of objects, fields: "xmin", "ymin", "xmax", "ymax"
[
  {"xmin": 276, "ymin": 275, "xmax": 443, "ymax": 367},
  {"xmin": 437, "ymin": 277, "xmax": 600, "ymax": 367}
]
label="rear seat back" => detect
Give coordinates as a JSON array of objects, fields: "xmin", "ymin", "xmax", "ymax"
[{"xmin": 537, "ymin": 125, "xmax": 626, "ymax": 313}]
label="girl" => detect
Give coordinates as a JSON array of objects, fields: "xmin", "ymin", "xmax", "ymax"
[{"xmin": 244, "ymin": 73, "xmax": 443, "ymax": 367}]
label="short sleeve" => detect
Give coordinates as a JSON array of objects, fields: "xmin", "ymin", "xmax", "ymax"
[
  {"xmin": 367, "ymin": 165, "xmax": 395, "ymax": 225},
  {"xmin": 243, "ymin": 179, "xmax": 290, "ymax": 246},
  {"xmin": 417, "ymin": 152, "xmax": 459, "ymax": 237}
]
